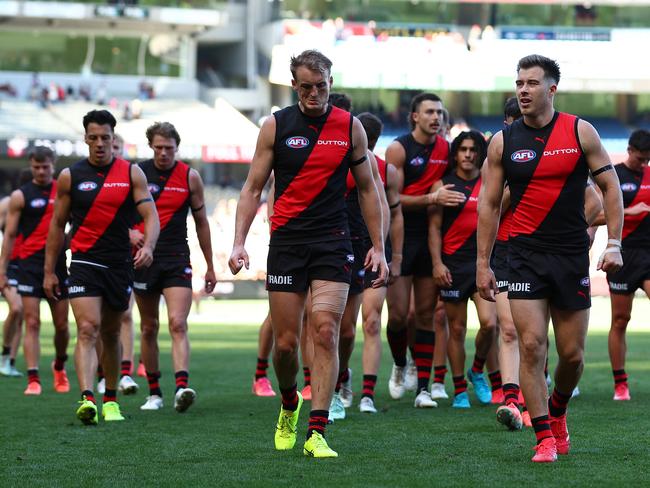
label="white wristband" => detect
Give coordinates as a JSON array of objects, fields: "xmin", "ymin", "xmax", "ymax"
[{"xmin": 607, "ymin": 239, "xmax": 622, "ymax": 248}]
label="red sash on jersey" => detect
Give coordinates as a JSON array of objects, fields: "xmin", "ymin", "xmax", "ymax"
[
  {"xmin": 443, "ymin": 177, "xmax": 481, "ymax": 255},
  {"xmin": 134, "ymin": 161, "xmax": 189, "ymax": 234},
  {"xmin": 19, "ymin": 182, "xmax": 57, "ymax": 260},
  {"xmin": 497, "ymin": 207, "xmax": 513, "ymax": 242},
  {"xmin": 403, "ymin": 135, "xmax": 448, "ymax": 196},
  {"xmin": 511, "ymin": 113, "xmax": 582, "ymax": 238},
  {"xmin": 71, "ymin": 159, "xmax": 131, "ymax": 253},
  {"xmin": 622, "ymin": 167, "xmax": 650, "ymax": 240},
  {"xmin": 271, "ymin": 107, "xmax": 351, "ymax": 233},
  {"xmin": 10, "ymin": 234, "xmax": 23, "ymax": 260}
]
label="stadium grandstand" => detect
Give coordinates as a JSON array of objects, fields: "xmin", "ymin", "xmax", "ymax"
[{"xmin": 2, "ymin": 0, "xmax": 650, "ymax": 293}]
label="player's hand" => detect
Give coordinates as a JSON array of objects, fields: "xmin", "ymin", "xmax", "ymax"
[
  {"xmin": 476, "ymin": 265, "xmax": 498, "ymax": 302},
  {"xmin": 388, "ymin": 258, "xmax": 401, "ymax": 285},
  {"xmin": 129, "ymin": 229, "xmax": 145, "ymax": 248},
  {"xmin": 433, "ymin": 184, "xmax": 466, "ymax": 207},
  {"xmin": 364, "ymin": 246, "xmax": 389, "ymax": 288},
  {"xmin": 229, "ymin": 245, "xmax": 249, "ymax": 275},
  {"xmin": 133, "ymin": 245, "xmax": 154, "ymax": 269},
  {"xmin": 204, "ymin": 268, "xmax": 217, "ymax": 294},
  {"xmin": 625, "ymin": 202, "xmax": 650, "ymax": 216},
  {"xmin": 43, "ymin": 272, "xmax": 61, "ymax": 301},
  {"xmin": 598, "ymin": 246, "xmax": 623, "ymax": 273},
  {"xmin": 433, "ymin": 263, "xmax": 453, "ymax": 288}
]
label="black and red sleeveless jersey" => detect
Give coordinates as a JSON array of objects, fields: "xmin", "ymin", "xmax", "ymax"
[
  {"xmin": 69, "ymin": 158, "xmax": 134, "ymax": 266},
  {"xmin": 271, "ymin": 104, "xmax": 358, "ymax": 245},
  {"xmin": 17, "ymin": 180, "xmax": 64, "ymax": 266},
  {"xmin": 497, "ymin": 208, "xmax": 513, "ymax": 243},
  {"xmin": 345, "ymin": 154, "xmax": 388, "ymax": 240},
  {"xmin": 502, "ymin": 112, "xmax": 589, "ymax": 254},
  {"xmin": 441, "ymin": 173, "xmax": 481, "ymax": 261},
  {"xmin": 395, "ymin": 133, "xmax": 449, "ymax": 233},
  {"xmin": 134, "ymin": 159, "xmax": 191, "ymax": 258},
  {"xmin": 616, "ymin": 163, "xmax": 650, "ymax": 248}
]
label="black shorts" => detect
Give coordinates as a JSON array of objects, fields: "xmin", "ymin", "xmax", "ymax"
[
  {"xmin": 266, "ymin": 240, "xmax": 353, "ymax": 292},
  {"xmin": 492, "ymin": 241, "xmax": 509, "ymax": 293},
  {"xmin": 67, "ymin": 261, "xmax": 133, "ymax": 311},
  {"xmin": 133, "ymin": 258, "xmax": 192, "ymax": 295},
  {"xmin": 18, "ymin": 259, "xmax": 68, "ymax": 299},
  {"xmin": 401, "ymin": 230, "xmax": 432, "ymax": 278},
  {"xmin": 507, "ymin": 244, "xmax": 591, "ymax": 310},
  {"xmin": 607, "ymin": 247, "xmax": 650, "ymax": 295},
  {"xmin": 349, "ymin": 239, "xmax": 366, "ymax": 296},
  {"xmin": 439, "ymin": 256, "xmax": 476, "ymax": 303},
  {"xmin": 6, "ymin": 261, "xmax": 19, "ymax": 288}
]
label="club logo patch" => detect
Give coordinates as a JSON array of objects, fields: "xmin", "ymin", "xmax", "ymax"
[
  {"xmin": 78, "ymin": 181, "xmax": 98, "ymax": 192},
  {"xmin": 286, "ymin": 136, "xmax": 310, "ymax": 149},
  {"xmin": 621, "ymin": 183, "xmax": 637, "ymax": 192},
  {"xmin": 30, "ymin": 198, "xmax": 47, "ymax": 208},
  {"xmin": 511, "ymin": 149, "xmax": 536, "ymax": 163},
  {"xmin": 580, "ymin": 277, "xmax": 590, "ymax": 287}
]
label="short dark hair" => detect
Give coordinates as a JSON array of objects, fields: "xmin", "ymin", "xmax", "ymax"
[
  {"xmin": 28, "ymin": 146, "xmax": 55, "ymax": 163},
  {"xmin": 450, "ymin": 130, "xmax": 487, "ymax": 170},
  {"xmin": 328, "ymin": 93, "xmax": 352, "ymax": 112},
  {"xmin": 146, "ymin": 121, "xmax": 181, "ymax": 146},
  {"xmin": 357, "ymin": 112, "xmax": 383, "ymax": 151},
  {"xmin": 629, "ymin": 129, "xmax": 650, "ymax": 152},
  {"xmin": 290, "ymin": 50, "xmax": 333, "ymax": 80},
  {"xmin": 517, "ymin": 54, "xmax": 561, "ymax": 85},
  {"xmin": 409, "ymin": 92, "xmax": 442, "ymax": 129},
  {"xmin": 504, "ymin": 97, "xmax": 521, "ymax": 120},
  {"xmin": 82, "ymin": 109, "xmax": 117, "ymax": 132}
]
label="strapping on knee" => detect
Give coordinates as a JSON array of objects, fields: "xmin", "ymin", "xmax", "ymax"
[{"xmin": 310, "ymin": 280, "xmax": 349, "ymax": 315}]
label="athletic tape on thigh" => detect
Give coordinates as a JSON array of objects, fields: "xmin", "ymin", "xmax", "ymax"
[{"xmin": 310, "ymin": 280, "xmax": 350, "ymax": 315}]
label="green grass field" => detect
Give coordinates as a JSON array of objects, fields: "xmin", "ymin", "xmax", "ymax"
[{"xmin": 1, "ymin": 297, "xmax": 649, "ymax": 487}]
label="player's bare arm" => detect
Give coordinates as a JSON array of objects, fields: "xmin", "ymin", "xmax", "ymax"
[
  {"xmin": 579, "ymin": 120, "xmax": 624, "ymax": 273},
  {"xmin": 131, "ymin": 164, "xmax": 159, "ymax": 269},
  {"xmin": 189, "ymin": 168, "xmax": 216, "ymax": 293},
  {"xmin": 43, "ymin": 169, "xmax": 71, "ymax": 299},
  {"xmin": 0, "ymin": 190, "xmax": 24, "ymax": 289},
  {"xmin": 350, "ymin": 117, "xmax": 388, "ymax": 286},
  {"xmin": 229, "ymin": 115, "xmax": 275, "ymax": 275},
  {"xmin": 386, "ymin": 162, "xmax": 403, "ymax": 282},
  {"xmin": 428, "ymin": 180, "xmax": 452, "ymax": 288},
  {"xmin": 476, "ymin": 131, "xmax": 505, "ymax": 301},
  {"xmin": 368, "ymin": 152, "xmax": 390, "ymax": 241}
]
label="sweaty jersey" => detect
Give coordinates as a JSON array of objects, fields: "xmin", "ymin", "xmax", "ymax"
[
  {"xmin": 271, "ymin": 104, "xmax": 360, "ymax": 245},
  {"xmin": 69, "ymin": 158, "xmax": 134, "ymax": 267},
  {"xmin": 502, "ymin": 112, "xmax": 589, "ymax": 254},
  {"xmin": 135, "ymin": 159, "xmax": 191, "ymax": 258},
  {"xmin": 617, "ymin": 163, "xmax": 650, "ymax": 248},
  {"xmin": 17, "ymin": 180, "xmax": 65, "ymax": 267},
  {"xmin": 345, "ymin": 154, "xmax": 388, "ymax": 240},
  {"xmin": 395, "ymin": 133, "xmax": 449, "ymax": 234},
  {"xmin": 441, "ymin": 173, "xmax": 481, "ymax": 260}
]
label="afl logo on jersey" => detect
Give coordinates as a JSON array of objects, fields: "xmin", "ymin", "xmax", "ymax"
[
  {"xmin": 286, "ymin": 136, "xmax": 310, "ymax": 149},
  {"xmin": 148, "ymin": 184, "xmax": 160, "ymax": 194},
  {"xmin": 621, "ymin": 183, "xmax": 637, "ymax": 192},
  {"xmin": 78, "ymin": 181, "xmax": 98, "ymax": 192},
  {"xmin": 511, "ymin": 150, "xmax": 536, "ymax": 163},
  {"xmin": 30, "ymin": 198, "xmax": 47, "ymax": 208},
  {"xmin": 580, "ymin": 277, "xmax": 590, "ymax": 287},
  {"xmin": 409, "ymin": 156, "xmax": 425, "ymax": 167}
]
